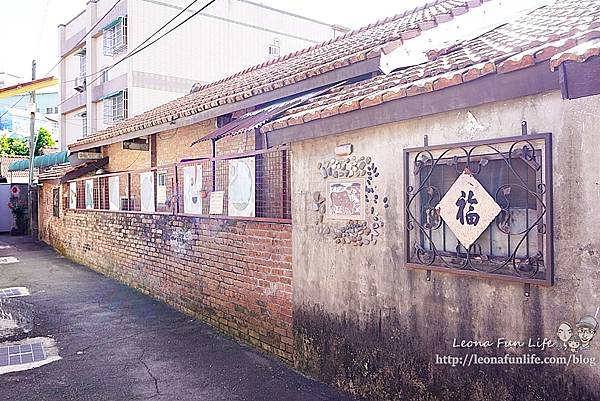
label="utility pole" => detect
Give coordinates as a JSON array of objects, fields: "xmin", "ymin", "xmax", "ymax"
[{"xmin": 27, "ymin": 60, "xmax": 37, "ymax": 237}]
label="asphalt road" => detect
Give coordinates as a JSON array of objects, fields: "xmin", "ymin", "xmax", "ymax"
[{"xmin": 0, "ymin": 235, "xmax": 355, "ymax": 401}]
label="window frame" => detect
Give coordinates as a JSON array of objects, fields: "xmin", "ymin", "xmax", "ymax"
[
  {"xmin": 403, "ymin": 133, "xmax": 554, "ymax": 287},
  {"xmin": 103, "ymin": 91, "xmax": 127, "ymax": 125},
  {"xmin": 102, "ymin": 17, "xmax": 127, "ymax": 57}
]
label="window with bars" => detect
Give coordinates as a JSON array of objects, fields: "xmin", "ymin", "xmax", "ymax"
[
  {"xmin": 81, "ymin": 112, "xmax": 87, "ymax": 136},
  {"xmin": 103, "ymin": 91, "xmax": 127, "ymax": 124},
  {"xmin": 268, "ymin": 39, "xmax": 280, "ymax": 59},
  {"xmin": 103, "ymin": 17, "xmax": 127, "ymax": 56},
  {"xmin": 403, "ymin": 133, "xmax": 553, "ymax": 286},
  {"xmin": 79, "ymin": 51, "xmax": 86, "ymax": 77}
]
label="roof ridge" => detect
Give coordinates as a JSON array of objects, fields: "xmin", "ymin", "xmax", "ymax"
[{"xmin": 189, "ymin": 0, "xmax": 467, "ymax": 95}]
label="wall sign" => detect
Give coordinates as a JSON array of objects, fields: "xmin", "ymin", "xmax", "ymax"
[
  {"xmin": 209, "ymin": 191, "xmax": 225, "ymax": 215},
  {"xmin": 69, "ymin": 182, "xmax": 77, "ymax": 209},
  {"xmin": 436, "ymin": 171, "xmax": 501, "ymax": 248},
  {"xmin": 140, "ymin": 172, "xmax": 155, "ymax": 213}
]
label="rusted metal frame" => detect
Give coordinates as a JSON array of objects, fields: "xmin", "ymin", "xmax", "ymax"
[
  {"xmin": 211, "ymin": 138, "xmax": 216, "ymax": 192},
  {"xmin": 280, "ymin": 150, "xmax": 286, "ymax": 219},
  {"xmin": 127, "ymin": 172, "xmax": 132, "ymax": 212},
  {"xmin": 174, "ymin": 164, "xmax": 179, "ymax": 215},
  {"xmin": 65, "ymin": 146, "xmax": 292, "ymax": 223},
  {"xmin": 176, "ymin": 145, "xmax": 289, "ymax": 166},
  {"xmin": 403, "ymin": 133, "xmax": 553, "ymax": 286}
]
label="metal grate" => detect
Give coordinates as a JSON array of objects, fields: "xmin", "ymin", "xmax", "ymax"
[
  {"xmin": 64, "ymin": 146, "xmax": 291, "ymax": 222},
  {"xmin": 404, "ymin": 132, "xmax": 553, "ymax": 286},
  {"xmin": 0, "ymin": 343, "xmax": 46, "ymax": 367}
]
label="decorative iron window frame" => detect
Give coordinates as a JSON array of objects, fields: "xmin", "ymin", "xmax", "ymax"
[{"xmin": 403, "ymin": 132, "xmax": 554, "ymax": 286}]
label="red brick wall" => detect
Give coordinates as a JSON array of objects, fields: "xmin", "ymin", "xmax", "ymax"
[{"xmin": 39, "ymin": 183, "xmax": 294, "ymax": 361}]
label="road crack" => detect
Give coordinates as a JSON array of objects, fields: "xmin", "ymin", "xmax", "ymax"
[{"xmin": 139, "ymin": 347, "xmax": 160, "ymax": 397}]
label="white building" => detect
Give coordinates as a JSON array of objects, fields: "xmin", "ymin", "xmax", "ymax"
[
  {"xmin": 0, "ymin": 72, "xmax": 23, "ymax": 89},
  {"xmin": 58, "ymin": 0, "xmax": 347, "ymax": 150}
]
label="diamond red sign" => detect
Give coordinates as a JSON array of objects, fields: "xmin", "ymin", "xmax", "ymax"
[{"xmin": 436, "ymin": 172, "xmax": 501, "ymax": 249}]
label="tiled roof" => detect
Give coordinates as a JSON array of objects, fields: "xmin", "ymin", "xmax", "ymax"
[
  {"xmin": 0, "ymin": 156, "xmax": 29, "ymax": 178},
  {"xmin": 261, "ymin": 0, "xmax": 600, "ymax": 132},
  {"xmin": 37, "ymin": 163, "xmax": 72, "ymax": 181},
  {"xmin": 70, "ymin": 0, "xmax": 488, "ymax": 149}
]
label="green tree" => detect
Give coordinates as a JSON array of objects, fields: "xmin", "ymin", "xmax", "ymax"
[
  {"xmin": 0, "ymin": 136, "xmax": 29, "ymax": 156},
  {"xmin": 34, "ymin": 127, "xmax": 55, "ymax": 156}
]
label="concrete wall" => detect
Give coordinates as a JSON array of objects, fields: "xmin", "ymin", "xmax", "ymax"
[{"xmin": 290, "ymin": 90, "xmax": 600, "ymax": 400}]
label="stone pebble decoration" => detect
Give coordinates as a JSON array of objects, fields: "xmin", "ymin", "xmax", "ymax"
[{"xmin": 314, "ymin": 154, "xmax": 389, "ymax": 246}]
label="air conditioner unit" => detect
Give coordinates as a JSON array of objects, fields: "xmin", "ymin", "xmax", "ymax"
[{"xmin": 74, "ymin": 76, "xmax": 86, "ymax": 93}]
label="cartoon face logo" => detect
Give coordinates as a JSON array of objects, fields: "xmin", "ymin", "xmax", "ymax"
[
  {"xmin": 576, "ymin": 315, "xmax": 598, "ymax": 350},
  {"xmin": 557, "ymin": 322, "xmax": 573, "ymax": 343},
  {"xmin": 557, "ymin": 311, "xmax": 598, "ymax": 353},
  {"xmin": 567, "ymin": 336, "xmax": 581, "ymax": 353}
]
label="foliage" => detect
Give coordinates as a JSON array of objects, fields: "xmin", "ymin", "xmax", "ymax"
[
  {"xmin": 0, "ymin": 127, "xmax": 55, "ymax": 157},
  {"xmin": 0, "ymin": 136, "xmax": 28, "ymax": 156},
  {"xmin": 8, "ymin": 197, "xmax": 28, "ymax": 234},
  {"xmin": 35, "ymin": 127, "xmax": 55, "ymax": 156}
]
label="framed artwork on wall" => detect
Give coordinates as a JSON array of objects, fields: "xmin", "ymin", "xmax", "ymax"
[
  {"xmin": 69, "ymin": 182, "xmax": 77, "ymax": 209},
  {"xmin": 84, "ymin": 179, "xmax": 94, "ymax": 209},
  {"xmin": 183, "ymin": 165, "xmax": 203, "ymax": 214},
  {"xmin": 140, "ymin": 172, "xmax": 155, "ymax": 213},
  {"xmin": 228, "ymin": 157, "xmax": 255, "ymax": 217},
  {"xmin": 326, "ymin": 177, "xmax": 366, "ymax": 221},
  {"xmin": 108, "ymin": 176, "xmax": 120, "ymax": 211}
]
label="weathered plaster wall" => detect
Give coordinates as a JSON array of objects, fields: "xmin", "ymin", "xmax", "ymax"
[{"xmin": 291, "ymin": 91, "xmax": 600, "ymax": 400}]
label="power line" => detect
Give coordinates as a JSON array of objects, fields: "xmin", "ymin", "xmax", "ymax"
[
  {"xmin": 55, "ymin": 0, "xmax": 217, "ymax": 111},
  {"xmin": 62, "ymin": 0, "xmax": 202, "ymax": 84},
  {"xmin": 0, "ymin": 97, "xmax": 27, "ymax": 121}
]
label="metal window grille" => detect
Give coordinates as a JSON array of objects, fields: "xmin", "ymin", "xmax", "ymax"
[
  {"xmin": 404, "ymin": 132, "xmax": 553, "ymax": 286},
  {"xmin": 79, "ymin": 51, "xmax": 86, "ymax": 78},
  {"xmin": 103, "ymin": 17, "xmax": 127, "ymax": 56},
  {"xmin": 103, "ymin": 91, "xmax": 127, "ymax": 125},
  {"xmin": 64, "ymin": 147, "xmax": 291, "ymax": 222},
  {"xmin": 268, "ymin": 40, "xmax": 280, "ymax": 59},
  {"xmin": 81, "ymin": 112, "xmax": 87, "ymax": 136}
]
